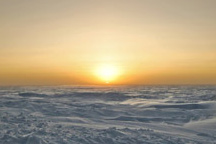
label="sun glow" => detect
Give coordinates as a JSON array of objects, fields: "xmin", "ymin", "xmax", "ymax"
[{"xmin": 95, "ymin": 64, "xmax": 119, "ymax": 84}]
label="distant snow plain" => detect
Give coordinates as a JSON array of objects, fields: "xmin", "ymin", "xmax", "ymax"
[{"xmin": 0, "ymin": 85, "xmax": 216, "ymax": 144}]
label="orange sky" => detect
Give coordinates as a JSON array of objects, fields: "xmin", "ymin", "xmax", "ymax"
[{"xmin": 0, "ymin": 0, "xmax": 216, "ymax": 85}]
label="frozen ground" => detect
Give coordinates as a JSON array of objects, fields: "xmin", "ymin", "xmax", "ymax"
[{"xmin": 0, "ymin": 85, "xmax": 216, "ymax": 144}]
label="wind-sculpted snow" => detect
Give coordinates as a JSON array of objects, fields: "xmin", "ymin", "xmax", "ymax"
[{"xmin": 0, "ymin": 86, "xmax": 216, "ymax": 144}]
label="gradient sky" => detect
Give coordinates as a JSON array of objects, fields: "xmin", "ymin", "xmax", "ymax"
[{"xmin": 0, "ymin": 0, "xmax": 216, "ymax": 85}]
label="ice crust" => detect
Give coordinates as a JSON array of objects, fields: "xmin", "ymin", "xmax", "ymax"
[{"xmin": 0, "ymin": 86, "xmax": 216, "ymax": 144}]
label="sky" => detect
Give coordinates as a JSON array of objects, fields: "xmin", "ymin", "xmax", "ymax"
[{"xmin": 0, "ymin": 0, "xmax": 216, "ymax": 85}]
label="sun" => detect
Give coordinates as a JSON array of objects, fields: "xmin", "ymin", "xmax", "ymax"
[{"xmin": 95, "ymin": 64, "xmax": 119, "ymax": 84}]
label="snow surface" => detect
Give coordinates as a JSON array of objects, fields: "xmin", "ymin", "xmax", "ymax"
[{"xmin": 0, "ymin": 85, "xmax": 216, "ymax": 144}]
